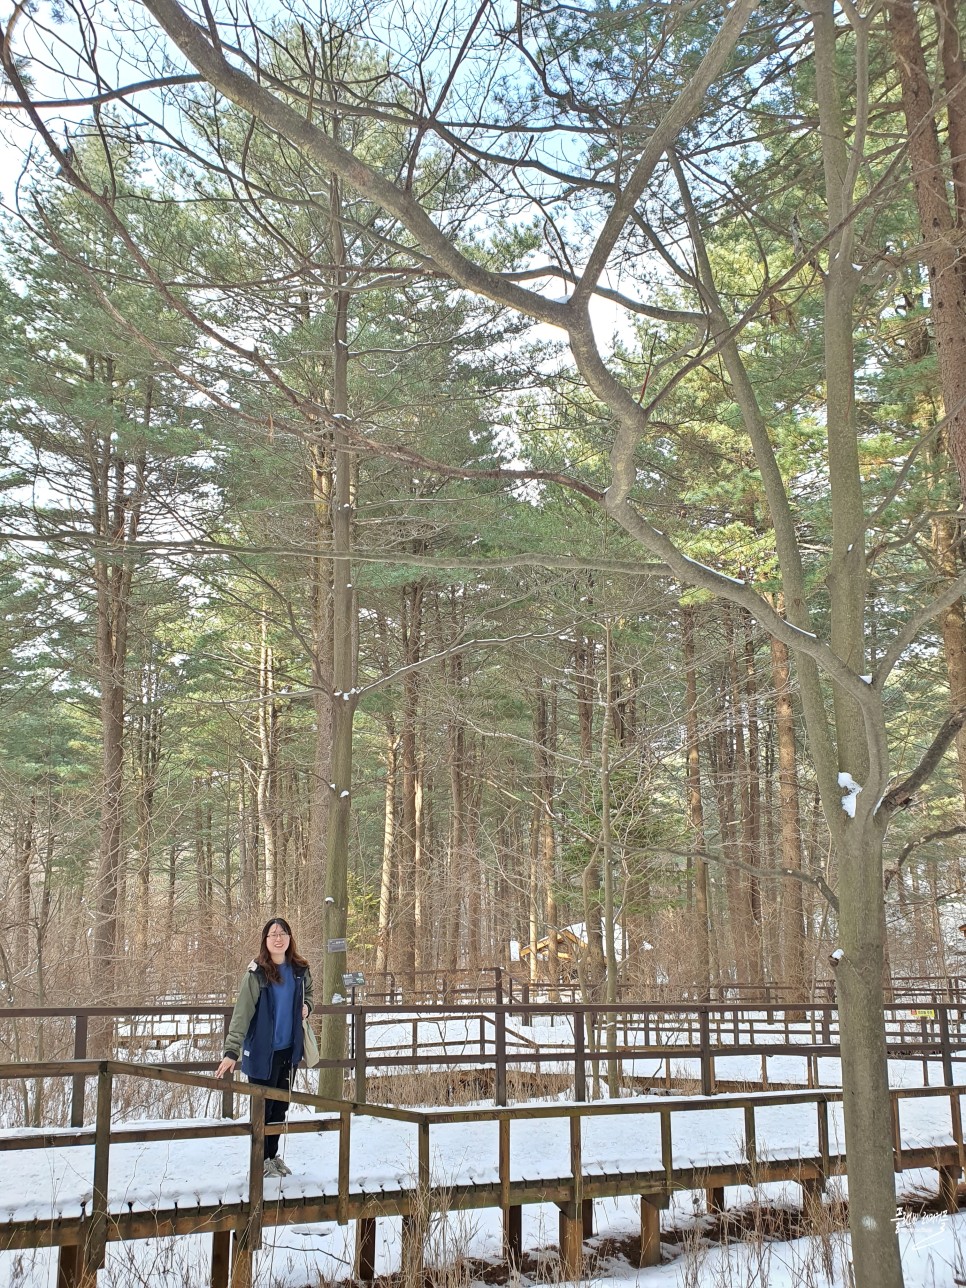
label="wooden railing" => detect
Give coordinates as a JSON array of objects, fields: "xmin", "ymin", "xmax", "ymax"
[
  {"xmin": 3, "ymin": 998, "xmax": 965, "ymax": 1120},
  {"xmin": 1, "ymin": 1058, "xmax": 965, "ymax": 1287},
  {"xmin": 334, "ymin": 1000, "xmax": 966, "ymax": 1104},
  {"xmin": 360, "ymin": 968, "xmax": 966, "ymax": 1007}
]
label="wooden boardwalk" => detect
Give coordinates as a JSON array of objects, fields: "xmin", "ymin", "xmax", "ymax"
[
  {"xmin": 5, "ymin": 999, "xmax": 966, "ymax": 1105},
  {"xmin": 2, "ymin": 1060, "xmax": 966, "ymax": 1288}
]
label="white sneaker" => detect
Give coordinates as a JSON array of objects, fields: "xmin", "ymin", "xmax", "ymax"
[
  {"xmin": 263, "ymin": 1157, "xmax": 282, "ymax": 1178},
  {"xmin": 274, "ymin": 1156, "xmax": 292, "ymax": 1176}
]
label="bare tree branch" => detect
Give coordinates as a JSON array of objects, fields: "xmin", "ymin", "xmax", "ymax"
[
  {"xmin": 884, "ymin": 825, "xmax": 966, "ymax": 889},
  {"xmin": 880, "ymin": 709, "xmax": 966, "ymax": 815}
]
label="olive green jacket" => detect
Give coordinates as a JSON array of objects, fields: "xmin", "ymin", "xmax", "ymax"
[{"xmin": 223, "ymin": 960, "xmax": 314, "ymax": 1064}]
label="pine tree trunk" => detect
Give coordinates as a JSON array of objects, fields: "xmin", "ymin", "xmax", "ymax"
[
  {"xmin": 770, "ymin": 633, "xmax": 807, "ymax": 1001},
  {"xmin": 682, "ymin": 606, "xmax": 712, "ymax": 998},
  {"xmin": 375, "ymin": 720, "xmax": 397, "ymax": 976},
  {"xmin": 318, "ymin": 158, "xmax": 359, "ymax": 1097}
]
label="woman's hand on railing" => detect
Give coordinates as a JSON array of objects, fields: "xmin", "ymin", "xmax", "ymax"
[{"xmin": 215, "ymin": 1056, "xmax": 236, "ymax": 1078}]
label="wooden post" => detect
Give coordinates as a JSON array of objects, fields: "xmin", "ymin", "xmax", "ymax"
[
  {"xmin": 817, "ymin": 1098, "xmax": 830, "ymax": 1185},
  {"xmin": 743, "ymin": 1105, "xmax": 757, "ymax": 1171},
  {"xmin": 234, "ymin": 1089, "xmax": 265, "ymax": 1284},
  {"xmin": 699, "ymin": 1009, "xmax": 712, "ymax": 1096},
  {"xmin": 400, "ymin": 1119, "xmax": 430, "ymax": 1284},
  {"xmin": 574, "ymin": 1010, "xmax": 586, "ymax": 1102},
  {"xmin": 221, "ymin": 1012, "xmax": 234, "ymax": 1119},
  {"xmin": 557, "ymin": 1203, "xmax": 583, "ymax": 1278},
  {"xmin": 505, "ymin": 1204, "xmax": 522, "ymax": 1265},
  {"xmin": 401, "ymin": 1215, "xmax": 422, "ymax": 1284},
  {"xmin": 355, "ymin": 1008, "xmax": 367, "ymax": 1105},
  {"xmin": 640, "ymin": 1197, "xmax": 661, "ymax": 1267},
  {"xmin": 705, "ymin": 1186, "xmax": 725, "ymax": 1214},
  {"xmin": 891, "ymin": 1096, "xmax": 903, "ymax": 1172},
  {"xmin": 940, "ymin": 1007, "xmax": 954, "ymax": 1087},
  {"xmin": 803, "ymin": 1179, "xmax": 824, "ymax": 1215},
  {"xmin": 570, "ymin": 1114, "xmax": 582, "ymax": 1210},
  {"xmin": 79, "ymin": 1063, "xmax": 112, "ymax": 1284},
  {"xmin": 338, "ymin": 1110, "xmax": 351, "ymax": 1225},
  {"xmin": 229, "ymin": 1231, "xmax": 252, "ymax": 1288},
  {"xmin": 495, "ymin": 1006, "xmax": 507, "ymax": 1108},
  {"xmin": 950, "ymin": 1091, "xmax": 965, "ymax": 1178},
  {"xmin": 355, "ymin": 1217, "xmax": 377, "ymax": 1280},
  {"xmin": 57, "ymin": 1244, "xmax": 79, "ymax": 1288},
  {"xmin": 71, "ymin": 1015, "xmax": 88, "ymax": 1127},
  {"xmin": 939, "ymin": 1165, "xmax": 960, "ymax": 1214},
  {"xmin": 582, "ymin": 1197, "xmax": 593, "ymax": 1238},
  {"xmin": 211, "ymin": 1230, "xmax": 231, "ymax": 1288},
  {"xmin": 500, "ymin": 1115, "xmax": 522, "ymax": 1264},
  {"xmin": 660, "ymin": 1109, "xmax": 673, "ymax": 1190}
]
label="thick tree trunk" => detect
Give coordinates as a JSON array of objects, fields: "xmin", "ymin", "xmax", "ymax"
[
  {"xmin": 809, "ymin": 0, "xmax": 903, "ymax": 1278},
  {"xmin": 413, "ymin": 719, "xmax": 429, "ymax": 974},
  {"xmin": 770, "ymin": 634, "xmax": 807, "ymax": 1000},
  {"xmin": 890, "ymin": 0, "xmax": 966, "ymax": 485},
  {"xmin": 90, "ymin": 415, "xmax": 146, "ymax": 1017},
  {"xmin": 835, "ymin": 821, "xmax": 903, "ymax": 1284},
  {"xmin": 682, "ymin": 606, "xmax": 712, "ymax": 998},
  {"xmin": 13, "ymin": 797, "xmax": 34, "ymax": 929},
  {"xmin": 375, "ymin": 720, "xmax": 397, "ymax": 976},
  {"xmin": 256, "ymin": 616, "xmax": 278, "ymax": 911},
  {"xmin": 318, "ymin": 167, "xmax": 359, "ymax": 1098},
  {"xmin": 534, "ymin": 683, "xmax": 559, "ymax": 992},
  {"xmin": 304, "ymin": 437, "xmax": 334, "ymax": 967},
  {"xmin": 132, "ymin": 652, "xmax": 162, "ymax": 954},
  {"xmin": 397, "ymin": 580, "xmax": 424, "ymax": 994},
  {"xmin": 738, "ymin": 612, "xmax": 765, "ymax": 991}
]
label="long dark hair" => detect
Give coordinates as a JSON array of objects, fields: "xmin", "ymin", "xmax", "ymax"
[{"xmin": 256, "ymin": 917, "xmax": 309, "ymax": 984}]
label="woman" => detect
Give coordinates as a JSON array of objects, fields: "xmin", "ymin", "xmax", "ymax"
[{"xmin": 216, "ymin": 917, "xmax": 314, "ymax": 1178}]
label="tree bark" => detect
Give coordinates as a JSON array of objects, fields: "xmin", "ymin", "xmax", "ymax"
[
  {"xmin": 682, "ymin": 606, "xmax": 712, "ymax": 998},
  {"xmin": 317, "ymin": 161, "xmax": 359, "ymax": 1098},
  {"xmin": 771, "ymin": 633, "xmax": 807, "ymax": 1001}
]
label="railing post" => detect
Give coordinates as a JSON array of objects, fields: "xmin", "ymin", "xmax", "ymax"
[
  {"xmin": 940, "ymin": 1006, "xmax": 954, "ymax": 1088},
  {"xmin": 71, "ymin": 1014, "xmax": 88, "ymax": 1128},
  {"xmin": 640, "ymin": 1195, "xmax": 663, "ymax": 1267},
  {"xmin": 743, "ymin": 1105, "xmax": 757, "ymax": 1170},
  {"xmin": 558, "ymin": 1114, "xmax": 583, "ymax": 1278},
  {"xmin": 79, "ymin": 1061, "xmax": 112, "ymax": 1282},
  {"xmin": 355, "ymin": 1218, "xmax": 377, "ymax": 1281},
  {"xmin": 354, "ymin": 1008, "xmax": 367, "ymax": 1105},
  {"xmin": 574, "ymin": 1009, "xmax": 586, "ymax": 1102},
  {"xmin": 237, "ymin": 1086, "xmax": 265, "ymax": 1280},
  {"xmin": 211, "ymin": 1231, "xmax": 231, "ymax": 1288},
  {"xmin": 495, "ymin": 1005, "xmax": 507, "ymax": 1107},
  {"xmin": 221, "ymin": 1011, "xmax": 233, "ymax": 1118},
  {"xmin": 500, "ymin": 1115, "xmax": 521, "ymax": 1264},
  {"xmin": 338, "ymin": 1110, "xmax": 351, "ymax": 1225},
  {"xmin": 699, "ymin": 1008, "xmax": 713, "ymax": 1096}
]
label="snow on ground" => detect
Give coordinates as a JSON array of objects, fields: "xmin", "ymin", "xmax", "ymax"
[
  {"xmin": 3, "ymin": 1013, "xmax": 966, "ymax": 1286},
  {"xmin": 343, "ymin": 1011, "xmax": 966, "ymax": 1090},
  {"xmin": 3, "ymin": 1188, "xmax": 966, "ymax": 1287},
  {"xmin": 2, "ymin": 1088, "xmax": 962, "ymax": 1224},
  {"xmin": 2, "ymin": 1089, "xmax": 966, "ymax": 1286}
]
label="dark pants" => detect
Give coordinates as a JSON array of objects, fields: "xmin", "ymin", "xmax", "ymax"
[{"xmin": 250, "ymin": 1046, "xmax": 292, "ymax": 1160}]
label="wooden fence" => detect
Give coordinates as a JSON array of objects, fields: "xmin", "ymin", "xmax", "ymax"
[
  {"xmin": 1, "ymin": 1059, "xmax": 965, "ymax": 1288},
  {"xmin": 3, "ymin": 999, "xmax": 966, "ymax": 1118}
]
